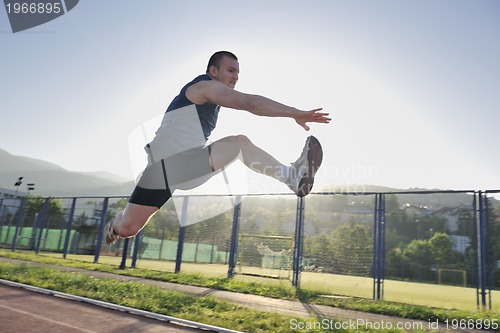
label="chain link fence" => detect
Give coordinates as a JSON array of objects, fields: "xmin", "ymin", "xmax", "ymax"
[{"xmin": 1, "ymin": 190, "xmax": 498, "ymax": 310}]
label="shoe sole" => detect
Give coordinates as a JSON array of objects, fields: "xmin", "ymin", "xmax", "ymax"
[{"xmin": 297, "ymin": 136, "xmax": 323, "ymax": 197}]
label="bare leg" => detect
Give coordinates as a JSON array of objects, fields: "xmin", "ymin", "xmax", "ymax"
[
  {"xmin": 107, "ymin": 135, "xmax": 293, "ymax": 244},
  {"xmin": 112, "ymin": 203, "xmax": 159, "ymax": 238},
  {"xmin": 210, "ymin": 134, "xmax": 323, "ymax": 197},
  {"xmin": 114, "ymin": 135, "xmax": 281, "ymax": 239},
  {"xmin": 209, "ymin": 135, "xmax": 288, "ymax": 181}
]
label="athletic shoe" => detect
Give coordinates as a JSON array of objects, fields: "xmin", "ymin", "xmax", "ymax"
[
  {"xmin": 104, "ymin": 220, "xmax": 119, "ymax": 245},
  {"xmin": 286, "ymin": 136, "xmax": 323, "ymax": 197}
]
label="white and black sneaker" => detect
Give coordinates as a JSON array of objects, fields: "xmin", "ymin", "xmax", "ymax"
[{"xmin": 286, "ymin": 136, "xmax": 323, "ymax": 197}]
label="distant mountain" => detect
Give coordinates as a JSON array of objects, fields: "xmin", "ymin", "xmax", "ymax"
[
  {"xmin": 80, "ymin": 171, "xmax": 130, "ymax": 183},
  {"xmin": 318, "ymin": 184, "xmax": 498, "ymax": 208},
  {"xmin": 0, "ymin": 148, "xmax": 134, "ymax": 196},
  {"xmin": 0, "ymin": 148, "xmax": 65, "ymax": 172},
  {"xmin": 1, "ymin": 148, "xmax": 497, "ymax": 208}
]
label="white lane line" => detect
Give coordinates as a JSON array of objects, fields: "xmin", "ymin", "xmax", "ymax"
[{"xmin": 0, "ymin": 303, "xmax": 97, "ymax": 333}]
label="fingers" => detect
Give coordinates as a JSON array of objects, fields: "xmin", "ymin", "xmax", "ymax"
[
  {"xmin": 295, "ymin": 108, "xmax": 331, "ymax": 130},
  {"xmin": 310, "ymin": 112, "xmax": 331, "ymax": 123},
  {"xmin": 308, "ymin": 108, "xmax": 331, "ymax": 122}
]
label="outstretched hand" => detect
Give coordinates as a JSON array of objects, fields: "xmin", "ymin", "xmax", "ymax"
[{"xmin": 295, "ymin": 108, "xmax": 331, "ymax": 131}]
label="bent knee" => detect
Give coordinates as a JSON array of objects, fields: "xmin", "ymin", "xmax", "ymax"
[{"xmin": 233, "ymin": 134, "xmax": 252, "ymax": 146}]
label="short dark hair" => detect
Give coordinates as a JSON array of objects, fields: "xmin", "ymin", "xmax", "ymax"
[{"xmin": 206, "ymin": 51, "xmax": 238, "ymax": 73}]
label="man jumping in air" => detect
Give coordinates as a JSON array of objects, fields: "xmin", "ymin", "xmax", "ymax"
[{"xmin": 105, "ymin": 51, "xmax": 331, "ymax": 244}]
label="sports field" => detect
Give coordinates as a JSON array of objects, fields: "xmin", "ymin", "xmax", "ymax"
[{"xmin": 53, "ymin": 253, "xmax": 499, "ymax": 312}]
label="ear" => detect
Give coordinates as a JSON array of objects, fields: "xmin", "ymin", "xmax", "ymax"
[{"xmin": 209, "ymin": 65, "xmax": 218, "ymax": 78}]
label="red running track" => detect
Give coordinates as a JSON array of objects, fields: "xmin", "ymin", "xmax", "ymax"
[{"xmin": 0, "ymin": 283, "xmax": 212, "ymax": 333}]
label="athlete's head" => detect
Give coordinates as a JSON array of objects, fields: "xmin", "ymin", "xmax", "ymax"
[{"xmin": 206, "ymin": 51, "xmax": 239, "ymax": 89}]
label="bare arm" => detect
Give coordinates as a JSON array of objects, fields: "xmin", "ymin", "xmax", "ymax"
[{"xmin": 186, "ymin": 80, "xmax": 331, "ymax": 130}]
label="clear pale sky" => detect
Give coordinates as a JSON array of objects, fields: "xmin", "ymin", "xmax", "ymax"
[{"xmin": 1, "ymin": 0, "xmax": 499, "ymax": 194}]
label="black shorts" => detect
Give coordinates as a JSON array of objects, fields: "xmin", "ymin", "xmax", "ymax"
[{"xmin": 129, "ymin": 145, "xmax": 217, "ymax": 208}]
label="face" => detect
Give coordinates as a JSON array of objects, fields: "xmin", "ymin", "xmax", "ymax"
[{"xmin": 209, "ymin": 56, "xmax": 239, "ymax": 89}]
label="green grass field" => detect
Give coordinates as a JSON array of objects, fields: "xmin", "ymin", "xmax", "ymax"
[
  {"xmin": 49, "ymin": 252, "xmax": 499, "ymax": 312},
  {"xmin": 301, "ymin": 272, "xmax": 492, "ymax": 311}
]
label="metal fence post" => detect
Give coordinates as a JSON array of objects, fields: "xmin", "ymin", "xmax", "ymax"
[
  {"xmin": 120, "ymin": 237, "xmax": 130, "ymax": 270},
  {"xmin": 94, "ymin": 197, "xmax": 109, "ymax": 264},
  {"xmin": 131, "ymin": 230, "xmax": 142, "ymax": 268},
  {"xmin": 477, "ymin": 191, "xmax": 491, "ymax": 310},
  {"xmin": 372, "ymin": 193, "xmax": 385, "ymax": 300},
  {"xmin": 11, "ymin": 197, "xmax": 25, "ymax": 252},
  {"xmin": 227, "ymin": 196, "xmax": 241, "ymax": 278},
  {"xmin": 0, "ymin": 199, "xmax": 5, "ymax": 243},
  {"xmin": 373, "ymin": 193, "xmax": 386, "ymax": 300},
  {"xmin": 292, "ymin": 196, "xmax": 305, "ymax": 288},
  {"xmin": 484, "ymin": 195, "xmax": 493, "ymax": 310},
  {"xmin": 175, "ymin": 196, "xmax": 189, "ymax": 273},
  {"xmin": 484, "ymin": 190, "xmax": 499, "ymax": 309},
  {"xmin": 35, "ymin": 198, "xmax": 50, "ymax": 254},
  {"xmin": 473, "ymin": 192, "xmax": 480, "ymax": 309},
  {"xmin": 373, "ymin": 194, "xmax": 379, "ymax": 300},
  {"xmin": 63, "ymin": 197, "xmax": 77, "ymax": 259}
]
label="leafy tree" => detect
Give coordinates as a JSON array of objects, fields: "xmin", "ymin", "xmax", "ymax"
[
  {"xmin": 386, "ymin": 230, "xmax": 463, "ymax": 282},
  {"xmin": 144, "ymin": 208, "xmax": 178, "ymax": 239},
  {"xmin": 384, "ymin": 194, "xmax": 411, "ymax": 242},
  {"xmin": 304, "ymin": 232, "xmax": 332, "ymax": 267},
  {"xmin": 185, "ymin": 210, "xmax": 232, "ymax": 247},
  {"xmin": 385, "ymin": 246, "xmax": 405, "ymax": 277},
  {"xmin": 109, "ymin": 198, "xmax": 128, "ymax": 210},
  {"xmin": 330, "ymin": 223, "xmax": 373, "ymax": 275},
  {"xmin": 74, "ymin": 212, "xmax": 88, "ymax": 227},
  {"xmin": 428, "ymin": 232, "xmax": 456, "ymax": 265},
  {"xmin": 23, "ymin": 195, "xmax": 64, "ymax": 228},
  {"xmin": 303, "ymin": 222, "xmax": 373, "ymax": 275},
  {"xmin": 403, "ymin": 239, "xmax": 434, "ymax": 267}
]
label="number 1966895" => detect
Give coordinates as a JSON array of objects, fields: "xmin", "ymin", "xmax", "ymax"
[{"xmin": 6, "ymin": 2, "xmax": 62, "ymax": 14}]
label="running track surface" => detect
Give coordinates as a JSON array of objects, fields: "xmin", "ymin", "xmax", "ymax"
[{"xmin": 0, "ymin": 284, "xmax": 205, "ymax": 333}]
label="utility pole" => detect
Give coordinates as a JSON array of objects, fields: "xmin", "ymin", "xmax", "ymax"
[{"xmin": 14, "ymin": 177, "xmax": 23, "ymax": 196}]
